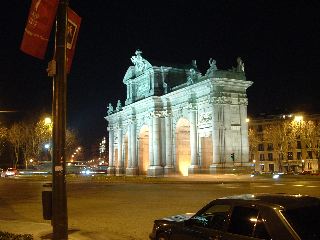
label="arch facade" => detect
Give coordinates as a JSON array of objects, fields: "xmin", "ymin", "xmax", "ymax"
[{"xmin": 105, "ymin": 51, "xmax": 253, "ymax": 176}]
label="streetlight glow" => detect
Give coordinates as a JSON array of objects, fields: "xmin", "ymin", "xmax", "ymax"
[
  {"xmin": 294, "ymin": 115, "xmax": 303, "ymax": 122},
  {"xmin": 44, "ymin": 117, "xmax": 52, "ymax": 125}
]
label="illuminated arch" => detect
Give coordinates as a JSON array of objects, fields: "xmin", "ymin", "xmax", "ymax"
[
  {"xmin": 175, "ymin": 118, "xmax": 191, "ymax": 176},
  {"xmin": 138, "ymin": 125, "xmax": 149, "ymax": 175}
]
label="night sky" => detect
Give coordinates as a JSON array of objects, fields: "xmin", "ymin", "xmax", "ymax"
[{"xmin": 1, "ymin": 0, "xmax": 320, "ymax": 152}]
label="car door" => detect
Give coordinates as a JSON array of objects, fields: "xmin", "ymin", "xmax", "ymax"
[
  {"xmin": 221, "ymin": 205, "xmax": 272, "ymax": 240},
  {"xmin": 171, "ymin": 204, "xmax": 231, "ymax": 240}
]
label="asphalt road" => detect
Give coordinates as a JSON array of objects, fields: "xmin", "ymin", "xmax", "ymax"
[{"xmin": 1, "ymin": 175, "xmax": 320, "ymax": 239}]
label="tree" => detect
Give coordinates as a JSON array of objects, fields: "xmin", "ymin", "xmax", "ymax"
[
  {"xmin": 0, "ymin": 124, "xmax": 8, "ymax": 163},
  {"xmin": 264, "ymin": 120, "xmax": 296, "ymax": 172},
  {"xmin": 297, "ymin": 120, "xmax": 320, "ymax": 173},
  {"xmin": 20, "ymin": 122, "xmax": 35, "ymax": 169},
  {"xmin": 34, "ymin": 117, "xmax": 52, "ymax": 161},
  {"xmin": 248, "ymin": 128, "xmax": 259, "ymax": 161},
  {"xmin": 3, "ymin": 115, "xmax": 80, "ymax": 168},
  {"xmin": 7, "ymin": 123, "xmax": 23, "ymax": 167},
  {"xmin": 66, "ymin": 129, "xmax": 79, "ymax": 160}
]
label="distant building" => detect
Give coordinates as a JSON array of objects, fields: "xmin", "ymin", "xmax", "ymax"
[
  {"xmin": 249, "ymin": 113, "xmax": 320, "ymax": 173},
  {"xmin": 105, "ymin": 51, "xmax": 252, "ymax": 176}
]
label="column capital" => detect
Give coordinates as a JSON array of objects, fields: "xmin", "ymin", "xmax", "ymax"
[
  {"xmin": 150, "ymin": 110, "xmax": 167, "ymax": 118},
  {"xmin": 128, "ymin": 117, "xmax": 136, "ymax": 124}
]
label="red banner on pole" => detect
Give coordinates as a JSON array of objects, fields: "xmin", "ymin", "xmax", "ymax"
[
  {"xmin": 20, "ymin": 0, "xmax": 59, "ymax": 59},
  {"xmin": 66, "ymin": 8, "xmax": 81, "ymax": 73}
]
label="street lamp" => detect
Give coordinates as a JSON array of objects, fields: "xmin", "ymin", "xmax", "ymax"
[
  {"xmin": 44, "ymin": 117, "xmax": 52, "ymax": 125},
  {"xmin": 294, "ymin": 115, "xmax": 303, "ymax": 123}
]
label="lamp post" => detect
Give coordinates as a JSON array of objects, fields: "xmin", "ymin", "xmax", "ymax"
[
  {"xmin": 302, "ymin": 159, "xmax": 305, "ymax": 172},
  {"xmin": 51, "ymin": 0, "xmax": 69, "ymax": 239}
]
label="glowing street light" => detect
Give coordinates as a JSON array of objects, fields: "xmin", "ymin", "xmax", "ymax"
[
  {"xmin": 294, "ymin": 115, "xmax": 303, "ymax": 123},
  {"xmin": 44, "ymin": 117, "xmax": 52, "ymax": 125}
]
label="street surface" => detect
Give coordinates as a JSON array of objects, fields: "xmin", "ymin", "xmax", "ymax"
[{"xmin": 1, "ymin": 174, "xmax": 320, "ymax": 239}]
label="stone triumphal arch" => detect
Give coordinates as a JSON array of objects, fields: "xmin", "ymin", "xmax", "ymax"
[{"xmin": 105, "ymin": 51, "xmax": 253, "ymax": 177}]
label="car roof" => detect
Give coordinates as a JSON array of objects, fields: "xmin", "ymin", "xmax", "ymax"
[{"xmin": 218, "ymin": 193, "xmax": 320, "ymax": 210}]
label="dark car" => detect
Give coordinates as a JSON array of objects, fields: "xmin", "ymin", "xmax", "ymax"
[{"xmin": 149, "ymin": 193, "xmax": 320, "ymax": 240}]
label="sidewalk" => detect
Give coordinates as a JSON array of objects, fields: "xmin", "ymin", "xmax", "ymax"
[{"xmin": 0, "ymin": 220, "xmax": 91, "ymax": 240}]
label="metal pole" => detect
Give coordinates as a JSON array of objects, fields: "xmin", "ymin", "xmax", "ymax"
[{"xmin": 52, "ymin": 0, "xmax": 69, "ymax": 239}]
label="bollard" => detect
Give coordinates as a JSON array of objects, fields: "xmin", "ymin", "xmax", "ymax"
[{"xmin": 42, "ymin": 182, "xmax": 52, "ymax": 220}]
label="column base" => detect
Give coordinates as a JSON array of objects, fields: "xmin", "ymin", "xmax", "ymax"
[
  {"xmin": 188, "ymin": 165, "xmax": 200, "ymax": 175},
  {"xmin": 116, "ymin": 167, "xmax": 125, "ymax": 176},
  {"xmin": 126, "ymin": 167, "xmax": 139, "ymax": 176},
  {"xmin": 147, "ymin": 166, "xmax": 164, "ymax": 177},
  {"xmin": 164, "ymin": 166, "xmax": 175, "ymax": 176},
  {"xmin": 107, "ymin": 166, "xmax": 116, "ymax": 176}
]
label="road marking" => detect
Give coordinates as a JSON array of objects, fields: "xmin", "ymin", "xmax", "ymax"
[
  {"xmin": 306, "ymin": 186, "xmax": 319, "ymax": 188},
  {"xmin": 273, "ymin": 183, "xmax": 285, "ymax": 185},
  {"xmin": 255, "ymin": 185, "xmax": 271, "ymax": 188},
  {"xmin": 292, "ymin": 185, "xmax": 304, "ymax": 187}
]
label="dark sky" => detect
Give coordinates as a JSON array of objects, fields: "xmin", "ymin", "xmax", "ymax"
[{"xmin": 1, "ymin": 0, "xmax": 320, "ymax": 152}]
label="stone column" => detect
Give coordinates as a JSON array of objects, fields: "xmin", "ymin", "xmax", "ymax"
[
  {"xmin": 127, "ymin": 120, "xmax": 138, "ymax": 176},
  {"xmin": 148, "ymin": 116, "xmax": 154, "ymax": 166},
  {"xmin": 164, "ymin": 114, "xmax": 174, "ymax": 176},
  {"xmin": 116, "ymin": 127, "xmax": 124, "ymax": 176},
  {"xmin": 131, "ymin": 121, "xmax": 137, "ymax": 167},
  {"xmin": 189, "ymin": 108, "xmax": 199, "ymax": 174},
  {"xmin": 108, "ymin": 127, "xmax": 115, "ymax": 175},
  {"xmin": 127, "ymin": 124, "xmax": 131, "ymax": 169},
  {"xmin": 210, "ymin": 105, "xmax": 222, "ymax": 173},
  {"xmin": 148, "ymin": 111, "xmax": 164, "ymax": 177},
  {"xmin": 153, "ymin": 115, "xmax": 161, "ymax": 165}
]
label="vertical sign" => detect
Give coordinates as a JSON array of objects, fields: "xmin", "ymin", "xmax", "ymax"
[
  {"xmin": 66, "ymin": 8, "xmax": 81, "ymax": 73},
  {"xmin": 20, "ymin": 0, "xmax": 59, "ymax": 59}
]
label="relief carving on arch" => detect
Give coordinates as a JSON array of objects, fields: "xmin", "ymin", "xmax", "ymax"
[
  {"xmin": 212, "ymin": 96, "xmax": 232, "ymax": 104},
  {"xmin": 199, "ymin": 112, "xmax": 212, "ymax": 125},
  {"xmin": 239, "ymin": 98, "xmax": 248, "ymax": 105}
]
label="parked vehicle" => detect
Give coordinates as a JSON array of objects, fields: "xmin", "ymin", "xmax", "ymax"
[
  {"xmin": 1, "ymin": 168, "xmax": 18, "ymax": 177},
  {"xmin": 150, "ymin": 193, "xmax": 320, "ymax": 240},
  {"xmin": 299, "ymin": 170, "xmax": 312, "ymax": 175}
]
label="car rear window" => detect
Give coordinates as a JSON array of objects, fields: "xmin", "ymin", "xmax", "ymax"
[{"xmin": 282, "ymin": 205, "xmax": 320, "ymax": 239}]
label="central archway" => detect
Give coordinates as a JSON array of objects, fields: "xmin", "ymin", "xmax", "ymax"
[{"xmin": 176, "ymin": 118, "xmax": 191, "ymax": 176}]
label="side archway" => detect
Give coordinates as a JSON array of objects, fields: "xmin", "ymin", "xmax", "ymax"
[
  {"xmin": 175, "ymin": 118, "xmax": 191, "ymax": 176},
  {"xmin": 138, "ymin": 125, "xmax": 149, "ymax": 175}
]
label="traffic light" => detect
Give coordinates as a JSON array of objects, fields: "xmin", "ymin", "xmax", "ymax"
[{"xmin": 231, "ymin": 153, "xmax": 235, "ymax": 161}]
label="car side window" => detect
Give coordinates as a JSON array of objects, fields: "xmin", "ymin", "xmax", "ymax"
[
  {"xmin": 253, "ymin": 215, "xmax": 271, "ymax": 240},
  {"xmin": 228, "ymin": 206, "xmax": 259, "ymax": 237},
  {"xmin": 189, "ymin": 204, "xmax": 230, "ymax": 230}
]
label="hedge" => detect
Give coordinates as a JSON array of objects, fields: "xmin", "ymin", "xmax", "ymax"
[{"xmin": 0, "ymin": 231, "xmax": 33, "ymax": 240}]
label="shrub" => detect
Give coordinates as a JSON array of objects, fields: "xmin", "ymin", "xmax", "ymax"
[{"xmin": 0, "ymin": 231, "xmax": 33, "ymax": 240}]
